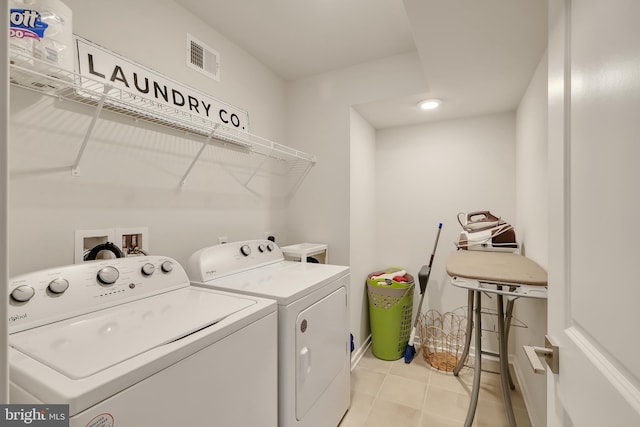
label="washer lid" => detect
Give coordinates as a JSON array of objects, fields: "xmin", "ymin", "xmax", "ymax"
[
  {"xmin": 9, "ymin": 287, "xmax": 255, "ymax": 379},
  {"xmin": 196, "ymin": 261, "xmax": 349, "ymax": 305}
]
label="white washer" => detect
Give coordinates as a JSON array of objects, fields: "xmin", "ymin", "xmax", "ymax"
[
  {"xmin": 187, "ymin": 240, "xmax": 351, "ymax": 427},
  {"xmin": 7, "ymin": 255, "xmax": 278, "ymax": 427}
]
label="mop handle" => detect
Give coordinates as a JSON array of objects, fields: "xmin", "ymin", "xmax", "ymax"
[
  {"xmin": 419, "ymin": 223, "xmax": 442, "ymax": 295},
  {"xmin": 413, "ymin": 223, "xmax": 443, "ymax": 328},
  {"xmin": 430, "ymin": 223, "xmax": 443, "ymax": 260},
  {"xmin": 413, "ymin": 291, "xmax": 428, "ymax": 328}
]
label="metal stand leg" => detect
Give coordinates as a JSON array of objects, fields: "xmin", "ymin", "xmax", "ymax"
[
  {"xmin": 463, "ymin": 291, "xmax": 482, "ymax": 427},
  {"xmin": 454, "ymin": 290, "xmax": 474, "ymax": 376},
  {"xmin": 497, "ymin": 294, "xmax": 517, "ymax": 427},
  {"xmin": 505, "ymin": 298, "xmax": 516, "ymax": 390}
]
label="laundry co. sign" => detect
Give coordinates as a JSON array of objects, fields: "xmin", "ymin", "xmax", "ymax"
[{"xmin": 74, "ymin": 36, "xmax": 249, "ymax": 132}]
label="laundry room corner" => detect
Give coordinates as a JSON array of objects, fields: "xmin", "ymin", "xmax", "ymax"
[
  {"xmin": 349, "ymin": 107, "xmax": 378, "ymax": 363},
  {"xmin": 285, "ymin": 52, "xmax": 427, "ymax": 356},
  {"xmin": 372, "ymin": 112, "xmax": 518, "ymax": 356}
]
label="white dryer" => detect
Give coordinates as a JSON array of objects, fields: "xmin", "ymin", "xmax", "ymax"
[
  {"xmin": 187, "ymin": 240, "xmax": 351, "ymax": 427},
  {"xmin": 7, "ymin": 255, "xmax": 278, "ymax": 427}
]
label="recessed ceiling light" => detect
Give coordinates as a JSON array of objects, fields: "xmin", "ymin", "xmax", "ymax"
[{"xmin": 418, "ymin": 99, "xmax": 442, "ymax": 110}]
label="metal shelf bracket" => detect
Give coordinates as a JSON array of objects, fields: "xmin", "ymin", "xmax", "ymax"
[
  {"xmin": 70, "ymin": 85, "xmax": 111, "ymax": 177},
  {"xmin": 180, "ymin": 126, "xmax": 218, "ymax": 186}
]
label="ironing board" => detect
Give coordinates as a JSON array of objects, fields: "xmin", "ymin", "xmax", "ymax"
[{"xmin": 446, "ymin": 250, "xmax": 548, "ymax": 427}]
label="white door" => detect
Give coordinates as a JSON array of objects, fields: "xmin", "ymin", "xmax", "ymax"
[{"xmin": 547, "ymin": 0, "xmax": 640, "ymax": 425}]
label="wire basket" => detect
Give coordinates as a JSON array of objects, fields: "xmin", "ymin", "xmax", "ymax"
[{"xmin": 418, "ymin": 308, "xmax": 468, "ymax": 372}]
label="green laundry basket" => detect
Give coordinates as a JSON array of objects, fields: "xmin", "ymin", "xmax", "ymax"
[{"xmin": 367, "ymin": 268, "xmax": 415, "ymax": 361}]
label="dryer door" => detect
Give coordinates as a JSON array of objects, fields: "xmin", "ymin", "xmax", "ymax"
[{"xmin": 295, "ymin": 286, "xmax": 348, "ymax": 420}]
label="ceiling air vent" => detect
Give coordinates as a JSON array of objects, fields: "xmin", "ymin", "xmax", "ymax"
[{"xmin": 187, "ymin": 34, "xmax": 220, "ymax": 81}]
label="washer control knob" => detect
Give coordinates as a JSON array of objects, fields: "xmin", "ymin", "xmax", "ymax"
[
  {"xmin": 141, "ymin": 263, "xmax": 156, "ymax": 276},
  {"xmin": 48, "ymin": 278, "xmax": 69, "ymax": 294},
  {"xmin": 97, "ymin": 266, "xmax": 119, "ymax": 285},
  {"xmin": 161, "ymin": 261, "xmax": 174, "ymax": 273},
  {"xmin": 266, "ymin": 242, "xmax": 274, "ymax": 252},
  {"xmin": 11, "ymin": 285, "xmax": 35, "ymax": 302},
  {"xmin": 240, "ymin": 245, "xmax": 252, "ymax": 256},
  {"xmin": 258, "ymin": 244, "xmax": 266, "ymax": 253}
]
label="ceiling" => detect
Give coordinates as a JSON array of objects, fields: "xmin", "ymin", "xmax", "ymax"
[{"xmin": 174, "ymin": 0, "xmax": 547, "ymax": 129}]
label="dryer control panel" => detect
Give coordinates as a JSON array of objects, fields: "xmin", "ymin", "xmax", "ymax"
[
  {"xmin": 7, "ymin": 256, "xmax": 188, "ymax": 333},
  {"xmin": 187, "ymin": 239, "xmax": 284, "ymax": 282}
]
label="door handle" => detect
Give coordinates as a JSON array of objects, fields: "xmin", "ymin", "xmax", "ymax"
[
  {"xmin": 523, "ymin": 335, "xmax": 559, "ymax": 374},
  {"xmin": 300, "ymin": 347, "xmax": 311, "ymax": 383}
]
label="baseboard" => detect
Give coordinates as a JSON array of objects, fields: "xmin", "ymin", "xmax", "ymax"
[
  {"xmin": 350, "ymin": 334, "xmax": 372, "ymax": 371},
  {"xmin": 509, "ymin": 354, "xmax": 538, "ymax": 427}
]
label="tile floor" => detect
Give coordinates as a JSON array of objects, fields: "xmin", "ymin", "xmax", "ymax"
[{"xmin": 339, "ymin": 347, "xmax": 532, "ymax": 427}]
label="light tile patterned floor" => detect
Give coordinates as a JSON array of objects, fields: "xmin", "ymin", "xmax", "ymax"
[{"xmin": 339, "ymin": 347, "xmax": 532, "ymax": 427}]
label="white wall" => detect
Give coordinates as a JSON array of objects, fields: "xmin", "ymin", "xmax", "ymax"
[
  {"xmin": 349, "ymin": 108, "xmax": 378, "ymax": 353},
  {"xmin": 8, "ymin": 0, "xmax": 289, "ymax": 275},
  {"xmin": 66, "ymin": 0, "xmax": 286, "ymax": 141},
  {"xmin": 514, "ymin": 53, "xmax": 549, "ymax": 427},
  {"xmin": 285, "ymin": 52, "xmax": 426, "ymax": 263},
  {"xmin": 285, "ymin": 52, "xmax": 426, "ymax": 351},
  {"xmin": 375, "ymin": 113, "xmax": 517, "ymax": 346},
  {"xmin": 516, "ymin": 54, "xmax": 549, "ymax": 267}
]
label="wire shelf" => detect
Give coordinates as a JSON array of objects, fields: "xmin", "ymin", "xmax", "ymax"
[{"xmin": 9, "ymin": 49, "xmax": 316, "ymax": 187}]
